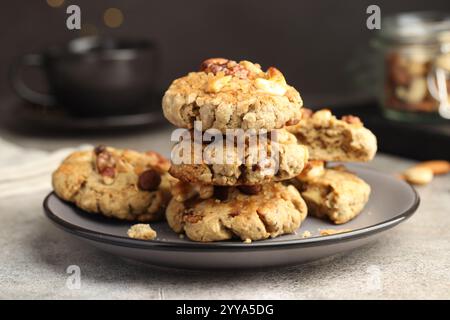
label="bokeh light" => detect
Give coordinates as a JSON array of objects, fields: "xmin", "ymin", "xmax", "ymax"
[
  {"xmin": 103, "ymin": 8, "xmax": 124, "ymax": 28},
  {"xmin": 46, "ymin": 0, "xmax": 65, "ymax": 8}
]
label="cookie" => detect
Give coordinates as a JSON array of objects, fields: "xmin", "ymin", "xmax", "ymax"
[
  {"xmin": 169, "ymin": 129, "xmax": 309, "ymax": 185},
  {"xmin": 127, "ymin": 224, "xmax": 157, "ymax": 240},
  {"xmin": 293, "ymin": 161, "xmax": 371, "ymax": 224},
  {"xmin": 52, "ymin": 146, "xmax": 176, "ymax": 222},
  {"xmin": 287, "ymin": 109, "xmax": 377, "ymax": 162},
  {"xmin": 162, "ymin": 58, "xmax": 303, "ymax": 133},
  {"xmin": 166, "ymin": 181, "xmax": 308, "ymax": 242}
]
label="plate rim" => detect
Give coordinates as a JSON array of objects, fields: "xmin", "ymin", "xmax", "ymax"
[{"xmin": 43, "ymin": 166, "xmax": 420, "ymax": 252}]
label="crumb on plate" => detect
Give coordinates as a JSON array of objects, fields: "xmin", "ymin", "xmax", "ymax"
[{"xmin": 127, "ymin": 224, "xmax": 157, "ymax": 240}]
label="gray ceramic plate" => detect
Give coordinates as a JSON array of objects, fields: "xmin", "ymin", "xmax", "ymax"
[{"xmin": 43, "ymin": 165, "xmax": 419, "ymax": 269}]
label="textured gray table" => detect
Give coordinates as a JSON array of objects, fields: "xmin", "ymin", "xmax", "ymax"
[{"xmin": 0, "ymin": 126, "xmax": 449, "ymax": 299}]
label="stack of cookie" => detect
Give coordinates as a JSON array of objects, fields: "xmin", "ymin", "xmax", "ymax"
[
  {"xmin": 51, "ymin": 57, "xmax": 378, "ymax": 243},
  {"xmin": 287, "ymin": 108, "xmax": 377, "ymax": 224},
  {"xmin": 161, "ymin": 58, "xmax": 310, "ymax": 242},
  {"xmin": 52, "ymin": 146, "xmax": 176, "ymax": 223}
]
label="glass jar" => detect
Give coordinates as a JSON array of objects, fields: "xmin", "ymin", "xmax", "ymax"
[{"xmin": 373, "ymin": 12, "xmax": 450, "ymax": 122}]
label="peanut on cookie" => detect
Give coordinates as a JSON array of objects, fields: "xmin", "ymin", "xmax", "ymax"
[
  {"xmin": 166, "ymin": 181, "xmax": 308, "ymax": 242},
  {"xmin": 287, "ymin": 109, "xmax": 377, "ymax": 162}
]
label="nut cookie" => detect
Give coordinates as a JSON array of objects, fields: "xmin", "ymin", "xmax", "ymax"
[
  {"xmin": 162, "ymin": 58, "xmax": 303, "ymax": 133},
  {"xmin": 166, "ymin": 181, "xmax": 308, "ymax": 242},
  {"xmin": 169, "ymin": 129, "xmax": 309, "ymax": 186},
  {"xmin": 293, "ymin": 161, "xmax": 371, "ymax": 224},
  {"xmin": 287, "ymin": 109, "xmax": 377, "ymax": 162},
  {"xmin": 52, "ymin": 146, "xmax": 176, "ymax": 222}
]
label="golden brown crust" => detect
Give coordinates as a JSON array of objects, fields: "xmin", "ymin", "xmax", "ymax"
[{"xmin": 413, "ymin": 160, "xmax": 450, "ymax": 175}]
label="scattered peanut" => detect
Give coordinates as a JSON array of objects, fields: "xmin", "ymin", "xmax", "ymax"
[
  {"xmin": 397, "ymin": 160, "xmax": 450, "ymax": 186},
  {"xmin": 414, "ymin": 160, "xmax": 450, "ymax": 175},
  {"xmin": 403, "ymin": 166, "xmax": 434, "ymax": 185}
]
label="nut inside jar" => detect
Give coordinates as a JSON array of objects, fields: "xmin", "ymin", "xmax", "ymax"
[
  {"xmin": 374, "ymin": 11, "xmax": 450, "ymax": 120},
  {"xmin": 384, "ymin": 47, "xmax": 444, "ymax": 113}
]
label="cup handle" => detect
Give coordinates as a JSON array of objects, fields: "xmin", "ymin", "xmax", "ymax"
[{"xmin": 8, "ymin": 53, "xmax": 56, "ymax": 106}]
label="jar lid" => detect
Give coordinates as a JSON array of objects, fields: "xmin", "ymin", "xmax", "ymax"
[{"xmin": 380, "ymin": 11, "xmax": 450, "ymax": 45}]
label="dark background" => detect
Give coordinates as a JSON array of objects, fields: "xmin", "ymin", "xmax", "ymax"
[{"xmin": 1, "ymin": 0, "xmax": 449, "ymax": 107}]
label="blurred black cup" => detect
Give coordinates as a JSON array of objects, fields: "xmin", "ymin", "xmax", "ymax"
[{"xmin": 9, "ymin": 36, "xmax": 160, "ymax": 117}]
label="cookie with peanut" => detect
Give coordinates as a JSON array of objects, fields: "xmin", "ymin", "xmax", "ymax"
[
  {"xmin": 398, "ymin": 160, "xmax": 450, "ymax": 186},
  {"xmin": 162, "ymin": 58, "xmax": 303, "ymax": 133},
  {"xmin": 52, "ymin": 146, "xmax": 176, "ymax": 221},
  {"xmin": 293, "ymin": 163, "xmax": 371, "ymax": 224},
  {"xmin": 165, "ymin": 181, "xmax": 307, "ymax": 242}
]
